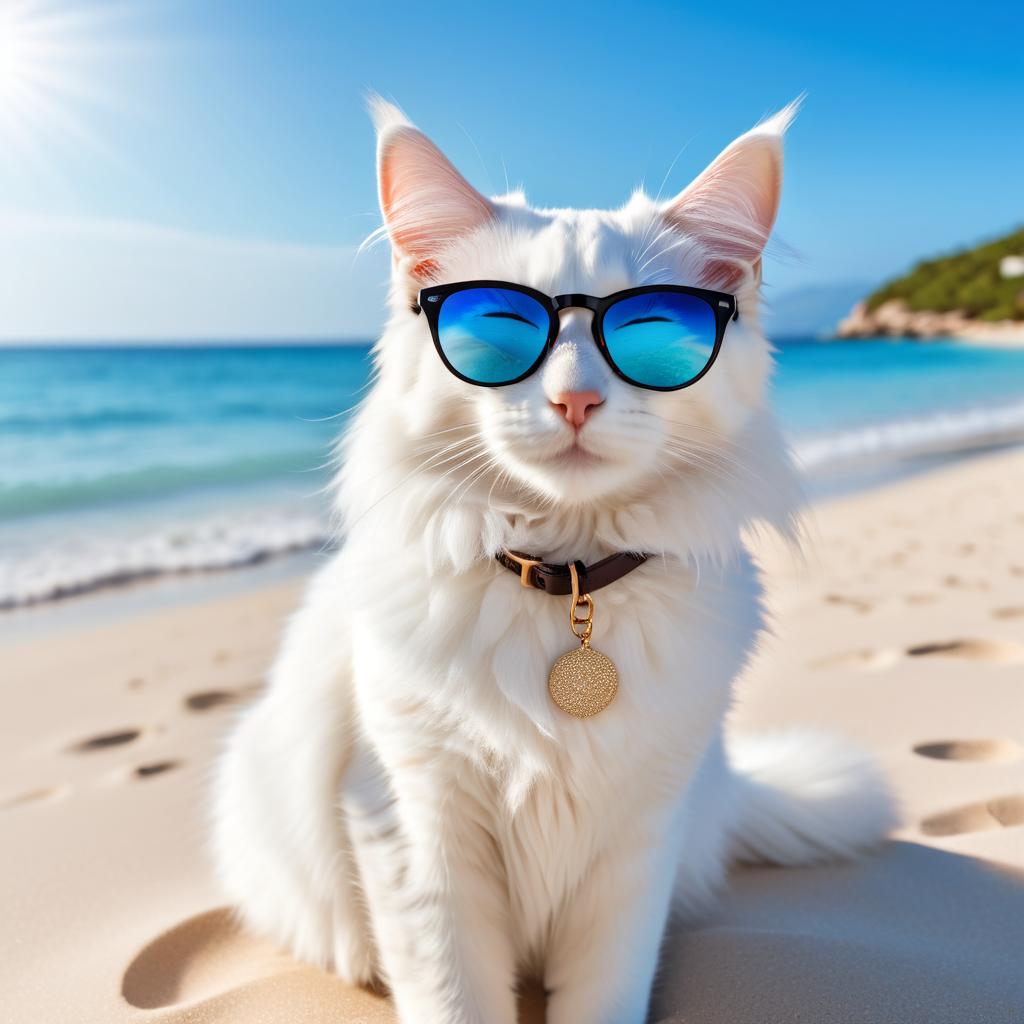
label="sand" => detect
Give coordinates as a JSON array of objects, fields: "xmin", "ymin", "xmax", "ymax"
[{"xmin": 2, "ymin": 448, "xmax": 1023, "ymax": 1023}]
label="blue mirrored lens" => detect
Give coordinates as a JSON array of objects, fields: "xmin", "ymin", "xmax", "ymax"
[
  {"xmin": 602, "ymin": 291, "xmax": 717, "ymax": 388},
  {"xmin": 436, "ymin": 287, "xmax": 549, "ymax": 384}
]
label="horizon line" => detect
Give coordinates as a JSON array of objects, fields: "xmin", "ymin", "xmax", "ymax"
[{"xmin": 0, "ymin": 336, "xmax": 377, "ymax": 348}]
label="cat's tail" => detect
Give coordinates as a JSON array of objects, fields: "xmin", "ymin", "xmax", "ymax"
[{"xmin": 725, "ymin": 730, "xmax": 898, "ymax": 866}]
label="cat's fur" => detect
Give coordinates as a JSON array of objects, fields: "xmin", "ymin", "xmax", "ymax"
[{"xmin": 212, "ymin": 98, "xmax": 895, "ymax": 1023}]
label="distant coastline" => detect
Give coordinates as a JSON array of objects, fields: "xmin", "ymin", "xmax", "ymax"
[
  {"xmin": 836, "ymin": 300, "xmax": 1024, "ymax": 347},
  {"xmin": 835, "ymin": 227, "xmax": 1024, "ymax": 346}
]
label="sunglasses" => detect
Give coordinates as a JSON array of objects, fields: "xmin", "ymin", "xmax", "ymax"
[{"xmin": 414, "ymin": 280, "xmax": 737, "ymax": 392}]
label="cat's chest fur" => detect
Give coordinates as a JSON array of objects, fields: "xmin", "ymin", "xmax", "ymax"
[
  {"xmin": 342, "ymin": 535, "xmax": 764, "ymax": 943},
  {"xmin": 346, "ymin": 535, "xmax": 763, "ymax": 741}
]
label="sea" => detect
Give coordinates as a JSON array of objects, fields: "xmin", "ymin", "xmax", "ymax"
[{"xmin": 2, "ymin": 338, "xmax": 1024, "ymax": 610}]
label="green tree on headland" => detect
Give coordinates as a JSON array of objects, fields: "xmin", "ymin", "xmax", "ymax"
[{"xmin": 866, "ymin": 227, "xmax": 1024, "ymax": 322}]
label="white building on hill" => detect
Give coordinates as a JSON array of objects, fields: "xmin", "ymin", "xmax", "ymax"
[{"xmin": 1000, "ymin": 255, "xmax": 1024, "ymax": 279}]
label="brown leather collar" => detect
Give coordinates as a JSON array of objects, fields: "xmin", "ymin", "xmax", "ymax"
[{"xmin": 496, "ymin": 548, "xmax": 649, "ymax": 596}]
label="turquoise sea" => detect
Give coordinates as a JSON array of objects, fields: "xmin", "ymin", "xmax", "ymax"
[{"xmin": 2, "ymin": 338, "xmax": 1024, "ymax": 607}]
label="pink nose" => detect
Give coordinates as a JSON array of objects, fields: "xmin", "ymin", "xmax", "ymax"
[{"xmin": 549, "ymin": 390, "xmax": 604, "ymax": 430}]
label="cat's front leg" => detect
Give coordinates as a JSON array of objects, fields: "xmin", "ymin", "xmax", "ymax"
[
  {"xmin": 544, "ymin": 811, "xmax": 682, "ymax": 1024},
  {"xmin": 345, "ymin": 745, "xmax": 518, "ymax": 1024}
]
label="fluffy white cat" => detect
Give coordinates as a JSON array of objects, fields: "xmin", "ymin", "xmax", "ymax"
[{"xmin": 212, "ymin": 98, "xmax": 895, "ymax": 1024}]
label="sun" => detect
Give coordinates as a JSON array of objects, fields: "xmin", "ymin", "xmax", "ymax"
[
  {"xmin": 0, "ymin": 0, "xmax": 131, "ymax": 164},
  {"xmin": 0, "ymin": 7, "xmax": 40, "ymax": 104}
]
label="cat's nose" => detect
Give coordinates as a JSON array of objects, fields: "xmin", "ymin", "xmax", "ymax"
[{"xmin": 549, "ymin": 390, "xmax": 604, "ymax": 430}]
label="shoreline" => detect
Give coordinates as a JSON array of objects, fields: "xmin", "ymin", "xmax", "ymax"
[
  {"xmin": 835, "ymin": 300, "xmax": 1024, "ymax": 347},
  {"xmin": 6, "ymin": 340, "xmax": 1024, "ymax": 615},
  {"xmin": 836, "ymin": 330, "xmax": 1024, "ymax": 349},
  {"xmin": 3, "ymin": 444, "xmax": 1023, "ymax": 1022},
  {"xmin": 3, "ymin": 435, "xmax": 1023, "ymax": 628},
  {"xmin": 0, "ymin": 548, "xmax": 323, "ymax": 644}
]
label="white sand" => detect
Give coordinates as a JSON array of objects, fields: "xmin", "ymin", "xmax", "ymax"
[{"xmin": 2, "ymin": 448, "xmax": 1023, "ymax": 1023}]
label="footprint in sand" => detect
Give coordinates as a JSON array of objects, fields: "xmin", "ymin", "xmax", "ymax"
[
  {"xmin": 905, "ymin": 638, "xmax": 1024, "ymax": 662},
  {"xmin": 123, "ymin": 909, "xmax": 541, "ymax": 1021},
  {"xmin": 823, "ymin": 593, "xmax": 874, "ymax": 614},
  {"xmin": 942, "ymin": 574, "xmax": 990, "ymax": 591},
  {"xmin": 120, "ymin": 909, "xmax": 393, "ymax": 1019},
  {"xmin": 921, "ymin": 795, "xmax": 1024, "ymax": 837},
  {"xmin": 1, "ymin": 786, "xmax": 67, "ymax": 809},
  {"xmin": 121, "ymin": 908, "xmax": 291, "ymax": 1009},
  {"xmin": 807, "ymin": 648, "xmax": 899, "ymax": 671},
  {"xmin": 913, "ymin": 740, "xmax": 1023, "ymax": 763},
  {"xmin": 184, "ymin": 686, "xmax": 258, "ymax": 713},
  {"xmin": 992, "ymin": 607, "xmax": 1024, "ymax": 620},
  {"xmin": 134, "ymin": 760, "xmax": 181, "ymax": 779},
  {"xmin": 810, "ymin": 637, "xmax": 1024, "ymax": 671},
  {"xmin": 69, "ymin": 728, "xmax": 142, "ymax": 753}
]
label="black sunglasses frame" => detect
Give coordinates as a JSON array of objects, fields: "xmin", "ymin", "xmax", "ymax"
[{"xmin": 414, "ymin": 280, "xmax": 738, "ymax": 392}]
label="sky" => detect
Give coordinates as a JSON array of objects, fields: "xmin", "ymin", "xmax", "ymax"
[{"xmin": 0, "ymin": 0, "xmax": 1021, "ymax": 341}]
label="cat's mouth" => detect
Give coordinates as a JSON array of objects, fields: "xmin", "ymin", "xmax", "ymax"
[
  {"xmin": 538, "ymin": 440, "xmax": 607, "ymax": 468},
  {"xmin": 496, "ymin": 430, "xmax": 649, "ymax": 501}
]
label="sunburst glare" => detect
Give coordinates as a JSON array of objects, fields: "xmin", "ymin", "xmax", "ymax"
[{"xmin": 0, "ymin": 0, "xmax": 136, "ymax": 167}]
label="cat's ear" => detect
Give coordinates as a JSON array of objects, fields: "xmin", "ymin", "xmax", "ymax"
[
  {"xmin": 370, "ymin": 96, "xmax": 494, "ymax": 279},
  {"xmin": 662, "ymin": 100, "xmax": 799, "ymax": 289}
]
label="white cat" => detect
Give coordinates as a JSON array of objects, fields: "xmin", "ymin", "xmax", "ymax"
[{"xmin": 212, "ymin": 97, "xmax": 895, "ymax": 1024}]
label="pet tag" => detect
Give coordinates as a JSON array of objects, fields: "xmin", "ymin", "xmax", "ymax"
[{"xmin": 548, "ymin": 563, "xmax": 618, "ymax": 718}]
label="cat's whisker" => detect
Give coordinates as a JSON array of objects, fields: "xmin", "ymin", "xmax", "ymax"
[
  {"xmin": 423, "ymin": 454, "xmax": 506, "ymax": 524},
  {"xmin": 636, "ymin": 236, "xmax": 690, "ymax": 276},
  {"xmin": 442, "ymin": 460, "xmax": 502, "ymax": 514},
  {"xmin": 414, "ymin": 440, "xmax": 491, "ymax": 478},
  {"xmin": 625, "ymin": 410, "xmax": 766, "ymax": 461},
  {"xmin": 297, "ymin": 387, "xmax": 374, "ymax": 423},
  {"xmin": 662, "ymin": 434, "xmax": 778, "ymax": 491},
  {"xmin": 655, "ymin": 454, "xmax": 737, "ymax": 513},
  {"xmin": 660, "ymin": 447, "xmax": 736, "ymax": 483},
  {"xmin": 342, "ymin": 441, "xmax": 492, "ymax": 532},
  {"xmin": 323, "ymin": 434, "xmax": 488, "ymax": 502},
  {"xmin": 412, "ymin": 422, "xmax": 485, "ymax": 445},
  {"xmin": 660, "ymin": 437, "xmax": 745, "ymax": 476},
  {"xmin": 652, "ymin": 137, "xmax": 695, "ymax": 206},
  {"xmin": 659, "ymin": 454, "xmax": 762, "ymax": 513},
  {"xmin": 633, "ymin": 222, "xmax": 675, "ymax": 267},
  {"xmin": 661, "ymin": 438, "xmax": 745, "ymax": 474}
]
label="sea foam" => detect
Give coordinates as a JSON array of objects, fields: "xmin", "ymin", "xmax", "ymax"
[
  {"xmin": 2, "ymin": 398, "xmax": 1024, "ymax": 609},
  {"xmin": 792, "ymin": 396, "xmax": 1024, "ymax": 474},
  {"xmin": 0, "ymin": 511, "xmax": 328, "ymax": 608}
]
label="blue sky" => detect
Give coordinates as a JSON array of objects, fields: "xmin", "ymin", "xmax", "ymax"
[{"xmin": 1, "ymin": 0, "xmax": 1021, "ymax": 340}]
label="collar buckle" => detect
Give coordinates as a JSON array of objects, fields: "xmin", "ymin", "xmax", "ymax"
[{"xmin": 504, "ymin": 550, "xmax": 543, "ymax": 588}]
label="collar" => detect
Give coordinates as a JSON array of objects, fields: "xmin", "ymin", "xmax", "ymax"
[{"xmin": 496, "ymin": 548, "xmax": 650, "ymax": 596}]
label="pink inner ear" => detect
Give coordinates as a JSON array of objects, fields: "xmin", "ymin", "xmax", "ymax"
[
  {"xmin": 699, "ymin": 258, "xmax": 750, "ymax": 292},
  {"xmin": 663, "ymin": 132, "xmax": 782, "ymax": 289},
  {"xmin": 378, "ymin": 126, "xmax": 494, "ymax": 275}
]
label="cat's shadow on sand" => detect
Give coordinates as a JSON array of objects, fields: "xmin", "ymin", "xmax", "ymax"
[
  {"xmin": 653, "ymin": 841, "xmax": 1024, "ymax": 1024},
  {"xmin": 122, "ymin": 842, "xmax": 1024, "ymax": 1023}
]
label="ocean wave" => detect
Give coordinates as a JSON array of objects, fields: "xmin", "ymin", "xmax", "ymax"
[
  {"xmin": 0, "ymin": 451, "xmax": 325, "ymax": 519},
  {"xmin": 0, "ymin": 407, "xmax": 174, "ymax": 432},
  {"xmin": 793, "ymin": 397, "xmax": 1024, "ymax": 474},
  {"xmin": 4, "ymin": 397, "xmax": 1024, "ymax": 609},
  {"xmin": 0, "ymin": 511, "xmax": 329, "ymax": 609}
]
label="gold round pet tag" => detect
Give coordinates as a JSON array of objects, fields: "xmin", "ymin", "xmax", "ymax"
[
  {"xmin": 547, "ymin": 564, "xmax": 619, "ymax": 718},
  {"xmin": 548, "ymin": 644, "xmax": 618, "ymax": 718}
]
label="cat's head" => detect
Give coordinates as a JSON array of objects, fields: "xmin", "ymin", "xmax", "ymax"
[{"xmin": 344, "ymin": 98, "xmax": 799, "ymax": 559}]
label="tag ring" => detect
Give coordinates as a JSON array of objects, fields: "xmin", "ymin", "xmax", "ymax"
[{"xmin": 568, "ymin": 563, "xmax": 594, "ymax": 643}]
